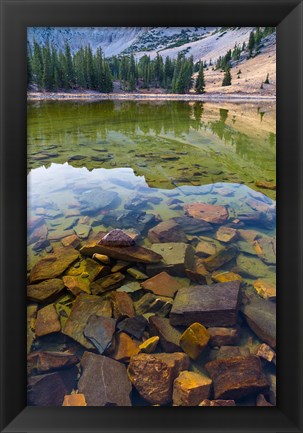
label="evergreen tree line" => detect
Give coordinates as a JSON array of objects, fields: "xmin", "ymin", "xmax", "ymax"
[{"xmin": 28, "ymin": 41, "xmax": 196, "ymax": 94}]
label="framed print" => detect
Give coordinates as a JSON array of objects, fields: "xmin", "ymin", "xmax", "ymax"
[{"xmin": 0, "ymin": 0, "xmax": 302, "ymax": 432}]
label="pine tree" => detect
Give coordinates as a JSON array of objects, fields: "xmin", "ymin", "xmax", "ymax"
[
  {"xmin": 222, "ymin": 67, "xmax": 232, "ymax": 86},
  {"xmin": 32, "ymin": 40, "xmax": 44, "ymax": 89},
  {"xmin": 63, "ymin": 41, "xmax": 75, "ymax": 89},
  {"xmin": 248, "ymin": 31, "xmax": 255, "ymax": 58},
  {"xmin": 195, "ymin": 63, "xmax": 205, "ymax": 93},
  {"xmin": 27, "ymin": 44, "xmax": 32, "ymax": 87},
  {"xmin": 42, "ymin": 42, "xmax": 54, "ymax": 90}
]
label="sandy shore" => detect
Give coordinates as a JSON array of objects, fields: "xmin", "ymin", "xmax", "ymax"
[{"xmin": 27, "ymin": 91, "xmax": 276, "ymax": 102}]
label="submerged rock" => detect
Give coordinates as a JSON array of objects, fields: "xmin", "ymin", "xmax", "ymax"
[
  {"xmin": 27, "ymin": 279, "xmax": 65, "ymax": 303},
  {"xmin": 170, "ymin": 281, "xmax": 241, "ymax": 327},
  {"xmin": 111, "ymin": 291, "xmax": 135, "ymax": 319},
  {"xmin": 179, "ymin": 322, "xmax": 210, "ymax": 360},
  {"xmin": 203, "ymin": 246, "xmax": 238, "ymax": 272},
  {"xmin": 62, "ymin": 394, "xmax": 87, "ymax": 406},
  {"xmin": 215, "ymin": 226, "xmax": 238, "ymax": 243},
  {"xmin": 134, "ymin": 293, "xmax": 173, "ymax": 317},
  {"xmin": 100, "ymin": 229, "xmax": 135, "ymax": 247},
  {"xmin": 199, "ymin": 399, "xmax": 236, "ymax": 406},
  {"xmin": 242, "ymin": 297, "xmax": 276, "ymax": 349},
  {"xmin": 63, "ymin": 294, "xmax": 112, "ymax": 349},
  {"xmin": 29, "ymin": 247, "xmax": 80, "ymax": 283},
  {"xmin": 173, "ymin": 371, "xmax": 212, "ymax": 406},
  {"xmin": 80, "ymin": 231, "xmax": 163, "ymax": 264},
  {"xmin": 149, "ymin": 316, "xmax": 182, "ymax": 353},
  {"xmin": 141, "ymin": 271, "xmax": 182, "ymax": 298},
  {"xmin": 139, "ymin": 336, "xmax": 159, "ymax": 353},
  {"xmin": 35, "ymin": 304, "xmax": 61, "ymax": 337},
  {"xmin": 205, "ymin": 355, "xmax": 269, "ymax": 400},
  {"xmin": 78, "ymin": 189, "xmax": 119, "ymax": 214},
  {"xmin": 253, "ymin": 279, "xmax": 276, "ymax": 301},
  {"xmin": 172, "ymin": 216, "xmax": 212, "ymax": 234},
  {"xmin": 148, "ymin": 220, "xmax": 187, "ymax": 243},
  {"xmin": 117, "ymin": 315, "xmax": 148, "ymax": 339},
  {"xmin": 184, "ymin": 202, "xmax": 229, "ymax": 225},
  {"xmin": 78, "ymin": 352, "xmax": 132, "ymax": 406},
  {"xmin": 110, "ymin": 332, "xmax": 140, "ymax": 362},
  {"xmin": 62, "ymin": 275, "xmax": 91, "ymax": 296},
  {"xmin": 90, "ymin": 272, "xmax": 125, "ymax": 295},
  {"xmin": 208, "ymin": 326, "xmax": 240, "ymax": 347},
  {"xmin": 127, "ymin": 352, "xmax": 190, "ymax": 405},
  {"xmin": 27, "ymin": 366, "xmax": 78, "ymax": 406},
  {"xmin": 84, "ymin": 315, "xmax": 116, "ymax": 354},
  {"xmin": 27, "ymin": 351, "xmax": 79, "ymax": 375},
  {"xmin": 146, "ymin": 242, "xmax": 195, "ymax": 277}
]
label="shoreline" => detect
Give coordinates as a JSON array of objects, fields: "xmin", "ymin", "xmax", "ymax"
[{"xmin": 27, "ymin": 91, "xmax": 276, "ymax": 103}]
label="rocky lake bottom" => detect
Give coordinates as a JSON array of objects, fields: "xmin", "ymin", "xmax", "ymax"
[{"xmin": 27, "ymin": 100, "xmax": 276, "ymax": 407}]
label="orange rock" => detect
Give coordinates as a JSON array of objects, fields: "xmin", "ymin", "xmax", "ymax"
[
  {"xmin": 184, "ymin": 202, "xmax": 229, "ymax": 225},
  {"xmin": 212, "ymin": 270, "xmax": 243, "ymax": 283},
  {"xmin": 254, "ymin": 343, "xmax": 276, "ymax": 363},
  {"xmin": 111, "ymin": 291, "xmax": 135, "ymax": 318},
  {"xmin": 179, "ymin": 322, "xmax": 210, "ymax": 359},
  {"xmin": 63, "ymin": 393, "xmax": 87, "ymax": 406},
  {"xmin": 253, "ymin": 279, "xmax": 276, "ymax": 301},
  {"xmin": 215, "ymin": 226, "xmax": 238, "ymax": 243},
  {"xmin": 173, "ymin": 371, "xmax": 212, "ymax": 406},
  {"xmin": 63, "ymin": 275, "xmax": 91, "ymax": 296},
  {"xmin": 61, "ymin": 234, "xmax": 81, "ymax": 248},
  {"xmin": 110, "ymin": 332, "xmax": 140, "ymax": 363},
  {"xmin": 35, "ymin": 304, "xmax": 61, "ymax": 337},
  {"xmin": 141, "ymin": 271, "xmax": 182, "ymax": 298}
]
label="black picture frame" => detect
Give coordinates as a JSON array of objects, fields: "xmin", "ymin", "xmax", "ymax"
[{"xmin": 0, "ymin": 0, "xmax": 302, "ymax": 432}]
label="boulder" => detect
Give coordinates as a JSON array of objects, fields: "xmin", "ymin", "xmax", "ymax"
[
  {"xmin": 205, "ymin": 355, "xmax": 269, "ymax": 400},
  {"xmin": 184, "ymin": 202, "xmax": 229, "ymax": 224},
  {"xmin": 29, "ymin": 247, "xmax": 80, "ymax": 283},
  {"xmin": 127, "ymin": 352, "xmax": 190, "ymax": 405},
  {"xmin": 84, "ymin": 315, "xmax": 116, "ymax": 354},
  {"xmin": 78, "ymin": 352, "xmax": 132, "ymax": 406},
  {"xmin": 208, "ymin": 326, "xmax": 240, "ymax": 347},
  {"xmin": 35, "ymin": 304, "xmax": 61, "ymax": 337},
  {"xmin": 146, "ymin": 242, "xmax": 195, "ymax": 277},
  {"xmin": 141, "ymin": 272, "xmax": 182, "ymax": 298},
  {"xmin": 148, "ymin": 220, "xmax": 187, "ymax": 243},
  {"xmin": 27, "ymin": 279, "xmax": 65, "ymax": 303},
  {"xmin": 170, "ymin": 281, "xmax": 241, "ymax": 327},
  {"xmin": 27, "ymin": 366, "xmax": 78, "ymax": 406},
  {"xmin": 179, "ymin": 322, "xmax": 210, "ymax": 360},
  {"xmin": 149, "ymin": 316, "xmax": 182, "ymax": 352},
  {"xmin": 80, "ymin": 232, "xmax": 162, "ymax": 264},
  {"xmin": 173, "ymin": 371, "xmax": 212, "ymax": 406},
  {"xmin": 27, "ymin": 351, "xmax": 79, "ymax": 375},
  {"xmin": 63, "ymin": 294, "xmax": 112, "ymax": 349}
]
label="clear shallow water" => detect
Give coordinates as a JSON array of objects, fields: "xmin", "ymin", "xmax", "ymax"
[{"xmin": 27, "ymin": 100, "xmax": 276, "ymax": 406}]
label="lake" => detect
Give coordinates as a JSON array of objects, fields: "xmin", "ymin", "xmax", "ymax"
[{"xmin": 27, "ymin": 99, "xmax": 276, "ymax": 406}]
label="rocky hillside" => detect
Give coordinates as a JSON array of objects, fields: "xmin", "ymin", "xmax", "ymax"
[{"xmin": 28, "ymin": 27, "xmax": 275, "ymax": 63}]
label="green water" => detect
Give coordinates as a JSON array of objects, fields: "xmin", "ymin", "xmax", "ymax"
[
  {"xmin": 27, "ymin": 100, "xmax": 276, "ymax": 406},
  {"xmin": 27, "ymin": 100, "xmax": 276, "ymax": 198}
]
